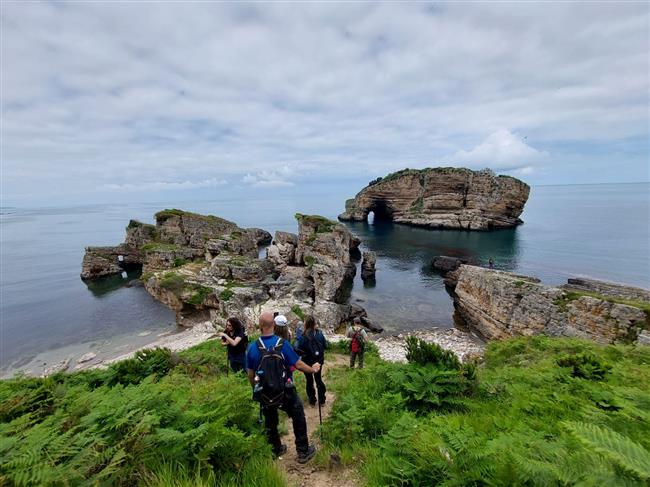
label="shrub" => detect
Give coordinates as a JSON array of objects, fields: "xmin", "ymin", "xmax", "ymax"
[
  {"xmin": 405, "ymin": 336, "xmax": 461, "ymax": 370},
  {"xmin": 557, "ymin": 352, "xmax": 612, "ymax": 380}
]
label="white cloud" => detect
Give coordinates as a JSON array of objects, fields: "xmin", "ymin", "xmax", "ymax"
[
  {"xmin": 242, "ymin": 165, "xmax": 295, "ymax": 187},
  {"xmin": 451, "ymin": 129, "xmax": 548, "ymax": 172},
  {"xmin": 1, "ymin": 2, "xmax": 648, "ymax": 202},
  {"xmin": 103, "ymin": 178, "xmax": 227, "ymax": 192}
]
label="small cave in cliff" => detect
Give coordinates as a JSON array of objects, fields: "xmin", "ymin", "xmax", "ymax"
[{"xmin": 367, "ymin": 200, "xmax": 394, "ymax": 222}]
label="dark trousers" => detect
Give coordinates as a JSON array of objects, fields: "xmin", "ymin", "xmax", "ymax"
[
  {"xmin": 228, "ymin": 354, "xmax": 246, "ymax": 373},
  {"xmin": 304, "ymin": 366, "xmax": 326, "ymax": 404},
  {"xmin": 263, "ymin": 391, "xmax": 309, "ymax": 455},
  {"xmin": 350, "ymin": 350, "xmax": 364, "ymax": 368}
]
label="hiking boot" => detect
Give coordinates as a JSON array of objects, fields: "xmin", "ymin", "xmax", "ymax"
[
  {"xmin": 309, "ymin": 399, "xmax": 317, "ymax": 406},
  {"xmin": 297, "ymin": 445, "xmax": 316, "ymax": 464},
  {"xmin": 273, "ymin": 444, "xmax": 288, "ymax": 458}
]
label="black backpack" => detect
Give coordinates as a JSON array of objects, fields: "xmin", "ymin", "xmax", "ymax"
[
  {"xmin": 302, "ymin": 331, "xmax": 325, "ymax": 364},
  {"xmin": 255, "ymin": 338, "xmax": 289, "ymax": 407}
]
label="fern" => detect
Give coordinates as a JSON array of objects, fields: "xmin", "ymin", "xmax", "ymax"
[{"xmin": 565, "ymin": 421, "xmax": 650, "ymax": 480}]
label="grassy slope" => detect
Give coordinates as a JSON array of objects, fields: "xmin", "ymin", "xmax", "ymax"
[
  {"xmin": 317, "ymin": 337, "xmax": 650, "ymax": 486},
  {"xmin": 2, "ymin": 337, "xmax": 649, "ymax": 486}
]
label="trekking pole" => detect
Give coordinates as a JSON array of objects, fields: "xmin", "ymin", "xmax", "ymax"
[
  {"xmin": 258, "ymin": 404, "xmax": 263, "ymax": 425},
  {"xmin": 318, "ymin": 399, "xmax": 322, "ymax": 426}
]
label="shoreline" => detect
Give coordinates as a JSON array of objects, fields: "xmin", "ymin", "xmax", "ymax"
[{"xmin": 1, "ymin": 321, "xmax": 486, "ymax": 379}]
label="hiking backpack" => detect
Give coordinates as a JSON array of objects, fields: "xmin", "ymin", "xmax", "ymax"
[
  {"xmin": 255, "ymin": 338, "xmax": 289, "ymax": 407},
  {"xmin": 302, "ymin": 331, "xmax": 324, "ymax": 364},
  {"xmin": 350, "ymin": 330, "xmax": 364, "ymax": 354}
]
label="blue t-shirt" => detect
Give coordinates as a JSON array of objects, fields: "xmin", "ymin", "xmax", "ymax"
[{"xmin": 246, "ymin": 335, "xmax": 300, "ymax": 373}]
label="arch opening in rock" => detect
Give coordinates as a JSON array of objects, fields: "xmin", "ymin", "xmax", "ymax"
[{"xmin": 368, "ymin": 200, "xmax": 394, "ymax": 222}]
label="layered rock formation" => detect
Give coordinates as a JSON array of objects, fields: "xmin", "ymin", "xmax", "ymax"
[
  {"xmin": 81, "ymin": 210, "xmax": 377, "ymax": 334},
  {"xmin": 338, "ymin": 167, "xmax": 530, "ymax": 230},
  {"xmin": 451, "ymin": 265, "xmax": 649, "ymax": 344}
]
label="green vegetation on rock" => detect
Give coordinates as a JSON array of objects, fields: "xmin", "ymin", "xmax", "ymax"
[
  {"xmin": 141, "ymin": 242, "xmax": 181, "ymax": 253},
  {"xmin": 154, "ymin": 209, "xmax": 236, "ymax": 227},
  {"xmin": 554, "ymin": 290, "xmax": 650, "ymax": 327},
  {"xmin": 291, "ymin": 305, "xmax": 305, "ymax": 320},
  {"xmin": 159, "ymin": 271, "xmax": 185, "ymax": 293},
  {"xmin": 294, "ymin": 214, "xmax": 337, "ymax": 234}
]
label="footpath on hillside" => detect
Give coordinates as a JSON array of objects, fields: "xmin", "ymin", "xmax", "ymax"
[{"xmin": 277, "ymin": 353, "xmax": 359, "ymax": 487}]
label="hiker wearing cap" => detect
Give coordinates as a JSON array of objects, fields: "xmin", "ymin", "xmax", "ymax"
[
  {"xmin": 247, "ymin": 312, "xmax": 319, "ymax": 463},
  {"xmin": 295, "ymin": 315, "xmax": 327, "ymax": 406},
  {"xmin": 274, "ymin": 314, "xmax": 292, "ymax": 341},
  {"xmin": 347, "ymin": 317, "xmax": 368, "ymax": 369}
]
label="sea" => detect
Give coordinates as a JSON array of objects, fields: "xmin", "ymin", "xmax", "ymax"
[{"xmin": 1, "ymin": 183, "xmax": 648, "ymax": 375}]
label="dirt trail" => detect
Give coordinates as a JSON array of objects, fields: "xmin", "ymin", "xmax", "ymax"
[{"xmin": 278, "ymin": 354, "xmax": 359, "ymax": 487}]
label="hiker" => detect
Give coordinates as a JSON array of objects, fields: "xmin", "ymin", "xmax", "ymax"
[
  {"xmin": 295, "ymin": 320, "xmax": 304, "ymax": 341},
  {"xmin": 488, "ymin": 257, "xmax": 494, "ymax": 269},
  {"xmin": 274, "ymin": 314, "xmax": 292, "ymax": 341},
  {"xmin": 295, "ymin": 315, "xmax": 327, "ymax": 406},
  {"xmin": 247, "ymin": 312, "xmax": 320, "ymax": 463},
  {"xmin": 347, "ymin": 317, "xmax": 368, "ymax": 369},
  {"xmin": 220, "ymin": 316, "xmax": 248, "ymax": 373}
]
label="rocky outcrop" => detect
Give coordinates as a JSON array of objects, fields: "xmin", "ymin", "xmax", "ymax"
[
  {"xmin": 82, "ymin": 210, "xmax": 379, "ymax": 335},
  {"xmin": 80, "ymin": 244, "xmax": 141, "ymax": 279},
  {"xmin": 361, "ymin": 251, "xmax": 376, "ymax": 280},
  {"xmin": 452, "ymin": 265, "xmax": 649, "ymax": 344},
  {"xmin": 339, "ymin": 167, "xmax": 530, "ymax": 230},
  {"xmin": 294, "ymin": 214, "xmax": 353, "ymax": 302},
  {"xmin": 431, "ymin": 255, "xmax": 471, "ymax": 274},
  {"xmin": 247, "ymin": 228, "xmax": 273, "ymax": 246}
]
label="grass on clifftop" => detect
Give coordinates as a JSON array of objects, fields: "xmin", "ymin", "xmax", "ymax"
[
  {"xmin": 294, "ymin": 214, "xmax": 337, "ymax": 235},
  {"xmin": 2, "ymin": 337, "xmax": 649, "ymax": 486},
  {"xmin": 154, "ymin": 209, "xmax": 236, "ymax": 228},
  {"xmin": 317, "ymin": 336, "xmax": 650, "ymax": 486}
]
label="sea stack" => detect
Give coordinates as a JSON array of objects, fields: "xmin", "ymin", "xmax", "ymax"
[
  {"xmin": 338, "ymin": 167, "xmax": 530, "ymax": 230},
  {"xmin": 361, "ymin": 251, "xmax": 376, "ymax": 280}
]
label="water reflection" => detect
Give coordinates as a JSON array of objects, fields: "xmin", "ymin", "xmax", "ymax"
[
  {"xmin": 343, "ymin": 220, "xmax": 522, "ymax": 332},
  {"xmin": 83, "ymin": 269, "xmax": 143, "ymax": 298}
]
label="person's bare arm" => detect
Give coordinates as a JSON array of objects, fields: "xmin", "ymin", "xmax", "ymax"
[
  {"xmin": 247, "ymin": 369, "xmax": 256, "ymax": 387},
  {"xmin": 295, "ymin": 359, "xmax": 321, "ymax": 374},
  {"xmin": 220, "ymin": 333, "xmax": 241, "ymax": 347}
]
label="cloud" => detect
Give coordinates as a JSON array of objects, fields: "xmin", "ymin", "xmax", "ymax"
[
  {"xmin": 243, "ymin": 165, "xmax": 295, "ymax": 187},
  {"xmin": 1, "ymin": 2, "xmax": 648, "ymax": 203},
  {"xmin": 103, "ymin": 178, "xmax": 227, "ymax": 192},
  {"xmin": 451, "ymin": 129, "xmax": 548, "ymax": 172}
]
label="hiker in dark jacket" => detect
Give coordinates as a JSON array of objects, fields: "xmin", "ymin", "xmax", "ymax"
[
  {"xmin": 247, "ymin": 312, "xmax": 320, "ymax": 463},
  {"xmin": 295, "ymin": 315, "xmax": 327, "ymax": 406}
]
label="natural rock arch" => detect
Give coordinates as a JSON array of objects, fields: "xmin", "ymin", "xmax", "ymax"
[{"xmin": 339, "ymin": 167, "xmax": 530, "ymax": 231}]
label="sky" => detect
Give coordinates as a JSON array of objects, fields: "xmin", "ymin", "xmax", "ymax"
[{"xmin": 1, "ymin": 1, "xmax": 649, "ymax": 206}]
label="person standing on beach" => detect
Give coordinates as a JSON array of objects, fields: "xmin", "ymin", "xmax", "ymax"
[{"xmin": 220, "ymin": 317, "xmax": 248, "ymax": 373}]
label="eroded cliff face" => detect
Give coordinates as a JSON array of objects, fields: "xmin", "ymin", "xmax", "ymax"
[
  {"xmin": 338, "ymin": 167, "xmax": 530, "ymax": 230},
  {"xmin": 81, "ymin": 210, "xmax": 374, "ymax": 333},
  {"xmin": 452, "ymin": 265, "xmax": 649, "ymax": 344}
]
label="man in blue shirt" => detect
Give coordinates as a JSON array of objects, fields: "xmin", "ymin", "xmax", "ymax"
[{"xmin": 247, "ymin": 312, "xmax": 321, "ymax": 463}]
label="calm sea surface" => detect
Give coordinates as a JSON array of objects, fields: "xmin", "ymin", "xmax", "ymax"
[{"xmin": 1, "ymin": 183, "xmax": 648, "ymax": 372}]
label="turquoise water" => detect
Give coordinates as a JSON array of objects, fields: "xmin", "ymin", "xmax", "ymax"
[{"xmin": 1, "ymin": 183, "xmax": 648, "ymax": 370}]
